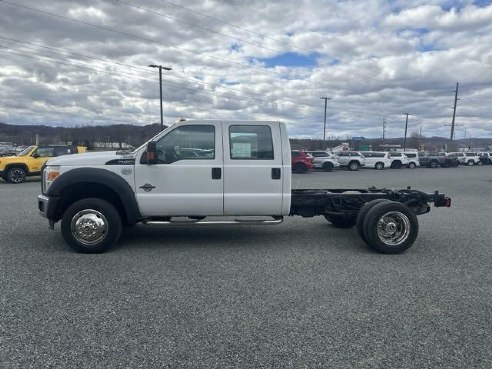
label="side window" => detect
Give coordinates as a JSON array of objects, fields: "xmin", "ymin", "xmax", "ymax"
[
  {"xmin": 54, "ymin": 147, "xmax": 72, "ymax": 156},
  {"xmin": 155, "ymin": 125, "xmax": 215, "ymax": 163},
  {"xmin": 229, "ymin": 125, "xmax": 274, "ymax": 160},
  {"xmin": 406, "ymin": 153, "xmax": 416, "ymax": 158},
  {"xmin": 35, "ymin": 147, "xmax": 55, "ymax": 157}
]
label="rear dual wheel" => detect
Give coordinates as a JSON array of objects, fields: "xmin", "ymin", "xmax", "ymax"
[{"xmin": 356, "ymin": 200, "xmax": 418, "ymax": 254}]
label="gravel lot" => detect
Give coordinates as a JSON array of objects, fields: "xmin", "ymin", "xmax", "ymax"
[{"xmin": 1, "ymin": 166, "xmax": 491, "ymax": 369}]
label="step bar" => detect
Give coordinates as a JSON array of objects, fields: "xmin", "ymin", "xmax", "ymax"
[{"xmin": 142, "ymin": 216, "xmax": 284, "ymax": 226}]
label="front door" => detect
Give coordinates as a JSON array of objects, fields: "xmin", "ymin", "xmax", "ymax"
[
  {"xmin": 29, "ymin": 146, "xmax": 55, "ymax": 173},
  {"xmin": 222, "ymin": 122, "xmax": 284, "ymax": 215},
  {"xmin": 134, "ymin": 123, "xmax": 223, "ymax": 217}
]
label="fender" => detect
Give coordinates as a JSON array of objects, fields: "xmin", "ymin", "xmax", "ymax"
[{"xmin": 47, "ymin": 168, "xmax": 141, "ymax": 223}]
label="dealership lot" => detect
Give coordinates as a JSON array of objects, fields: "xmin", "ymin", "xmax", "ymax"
[{"xmin": 1, "ymin": 167, "xmax": 491, "ymax": 368}]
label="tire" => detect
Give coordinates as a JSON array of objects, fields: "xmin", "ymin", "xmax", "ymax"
[
  {"xmin": 362, "ymin": 201, "xmax": 419, "ymax": 254},
  {"xmin": 429, "ymin": 161, "xmax": 438, "ymax": 168},
  {"xmin": 467, "ymin": 160, "xmax": 474, "ymax": 166},
  {"xmin": 61, "ymin": 198, "xmax": 122, "ymax": 253},
  {"xmin": 323, "ymin": 162, "xmax": 334, "ymax": 172},
  {"xmin": 294, "ymin": 163, "xmax": 307, "ymax": 173},
  {"xmin": 324, "ymin": 215, "xmax": 356, "ymax": 228},
  {"xmin": 375, "ymin": 162, "xmax": 384, "ymax": 170},
  {"xmin": 356, "ymin": 199, "xmax": 390, "ymax": 244},
  {"xmin": 348, "ymin": 161, "xmax": 360, "ymax": 171},
  {"xmin": 391, "ymin": 161, "xmax": 402, "ymax": 169},
  {"xmin": 477, "ymin": 161, "xmax": 483, "ymax": 166},
  {"xmin": 6, "ymin": 167, "xmax": 27, "ymax": 184},
  {"xmin": 408, "ymin": 162, "xmax": 416, "ymax": 169}
]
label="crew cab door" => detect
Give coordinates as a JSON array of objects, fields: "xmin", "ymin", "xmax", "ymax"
[
  {"xmin": 134, "ymin": 123, "xmax": 223, "ymax": 216},
  {"xmin": 222, "ymin": 122, "xmax": 284, "ymax": 215}
]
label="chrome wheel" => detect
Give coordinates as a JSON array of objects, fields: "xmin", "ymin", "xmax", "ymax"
[
  {"xmin": 71, "ymin": 209, "xmax": 108, "ymax": 246},
  {"xmin": 376, "ymin": 211, "xmax": 411, "ymax": 246}
]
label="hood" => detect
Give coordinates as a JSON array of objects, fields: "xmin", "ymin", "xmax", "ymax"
[
  {"xmin": 46, "ymin": 151, "xmax": 136, "ymax": 166},
  {"xmin": 0, "ymin": 155, "xmax": 22, "ymax": 164}
]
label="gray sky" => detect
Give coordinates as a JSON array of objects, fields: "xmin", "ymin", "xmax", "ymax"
[{"xmin": 0, "ymin": 0, "xmax": 491, "ymax": 138}]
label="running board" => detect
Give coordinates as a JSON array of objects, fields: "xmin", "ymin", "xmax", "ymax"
[{"xmin": 142, "ymin": 217, "xmax": 283, "ymax": 226}]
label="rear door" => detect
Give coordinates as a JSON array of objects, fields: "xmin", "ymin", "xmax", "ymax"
[{"xmin": 223, "ymin": 122, "xmax": 283, "ymax": 215}]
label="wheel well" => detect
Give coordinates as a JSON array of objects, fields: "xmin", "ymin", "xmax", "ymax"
[
  {"xmin": 5, "ymin": 163, "xmax": 29, "ymax": 173},
  {"xmin": 376, "ymin": 161, "xmax": 384, "ymax": 166},
  {"xmin": 55, "ymin": 182, "xmax": 128, "ymax": 224},
  {"xmin": 348, "ymin": 160, "xmax": 359, "ymax": 165}
]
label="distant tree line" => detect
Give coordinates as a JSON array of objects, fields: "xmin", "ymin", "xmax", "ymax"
[{"xmin": 0, "ymin": 122, "xmax": 163, "ymax": 150}]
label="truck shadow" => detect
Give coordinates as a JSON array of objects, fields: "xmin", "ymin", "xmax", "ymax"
[{"xmin": 115, "ymin": 222, "xmax": 371, "ymax": 254}]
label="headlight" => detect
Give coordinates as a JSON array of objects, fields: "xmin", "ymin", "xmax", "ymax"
[{"xmin": 43, "ymin": 166, "xmax": 60, "ymax": 193}]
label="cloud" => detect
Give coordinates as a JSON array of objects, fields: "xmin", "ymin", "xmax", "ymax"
[{"xmin": 0, "ymin": 0, "xmax": 491, "ymax": 138}]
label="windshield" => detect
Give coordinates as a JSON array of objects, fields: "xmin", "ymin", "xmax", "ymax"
[
  {"xmin": 17, "ymin": 146, "xmax": 35, "ymax": 156},
  {"xmin": 133, "ymin": 124, "xmax": 176, "ymax": 154}
]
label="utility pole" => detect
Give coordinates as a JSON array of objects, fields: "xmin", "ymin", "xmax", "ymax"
[
  {"xmin": 449, "ymin": 82, "xmax": 459, "ymax": 147},
  {"xmin": 382, "ymin": 117, "xmax": 386, "ymax": 144},
  {"xmin": 403, "ymin": 113, "xmax": 410, "ymax": 151},
  {"xmin": 320, "ymin": 97, "xmax": 331, "ymax": 150},
  {"xmin": 149, "ymin": 64, "xmax": 172, "ymax": 131},
  {"xmin": 419, "ymin": 124, "xmax": 423, "ymax": 151}
]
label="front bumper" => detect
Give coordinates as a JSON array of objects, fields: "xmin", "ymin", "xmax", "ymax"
[{"xmin": 38, "ymin": 194, "xmax": 57, "ymax": 229}]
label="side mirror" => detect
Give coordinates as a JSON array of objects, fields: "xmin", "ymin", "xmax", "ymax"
[
  {"xmin": 146, "ymin": 142, "xmax": 158, "ymax": 164},
  {"xmin": 32, "ymin": 153, "xmax": 40, "ymax": 158}
]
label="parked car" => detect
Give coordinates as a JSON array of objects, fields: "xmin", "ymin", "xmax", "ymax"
[
  {"xmin": 419, "ymin": 152, "xmax": 459, "ymax": 168},
  {"xmin": 0, "ymin": 145, "xmax": 87, "ymax": 183},
  {"xmin": 291, "ymin": 150, "xmax": 314, "ymax": 173},
  {"xmin": 479, "ymin": 152, "xmax": 492, "ymax": 165},
  {"xmin": 362, "ymin": 151, "xmax": 391, "ymax": 170},
  {"xmin": 447, "ymin": 152, "xmax": 467, "ymax": 165},
  {"xmin": 336, "ymin": 151, "xmax": 366, "ymax": 171},
  {"xmin": 307, "ymin": 151, "xmax": 340, "ymax": 172},
  {"xmin": 388, "ymin": 152, "xmax": 409, "ymax": 169},
  {"xmin": 401, "ymin": 151, "xmax": 420, "ymax": 168},
  {"xmin": 464, "ymin": 152, "xmax": 482, "ymax": 166}
]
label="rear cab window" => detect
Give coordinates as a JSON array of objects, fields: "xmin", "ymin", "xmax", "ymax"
[{"xmin": 230, "ymin": 125, "xmax": 274, "ymax": 160}]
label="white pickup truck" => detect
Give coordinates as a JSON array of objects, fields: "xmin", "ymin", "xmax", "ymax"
[{"xmin": 38, "ymin": 120, "xmax": 450, "ymax": 254}]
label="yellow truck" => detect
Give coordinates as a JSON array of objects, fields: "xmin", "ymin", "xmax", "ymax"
[{"xmin": 0, "ymin": 145, "xmax": 87, "ymax": 184}]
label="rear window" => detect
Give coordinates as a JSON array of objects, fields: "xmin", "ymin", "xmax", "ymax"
[{"xmin": 405, "ymin": 153, "xmax": 416, "ymax": 158}]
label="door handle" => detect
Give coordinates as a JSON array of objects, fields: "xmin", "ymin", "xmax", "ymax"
[
  {"xmin": 212, "ymin": 167, "xmax": 222, "ymax": 179},
  {"xmin": 271, "ymin": 168, "xmax": 281, "ymax": 180}
]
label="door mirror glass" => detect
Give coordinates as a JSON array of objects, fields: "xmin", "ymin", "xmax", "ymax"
[{"xmin": 146, "ymin": 142, "xmax": 158, "ymax": 164}]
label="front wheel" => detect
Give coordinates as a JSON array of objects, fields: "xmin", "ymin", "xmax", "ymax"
[
  {"xmin": 323, "ymin": 162, "xmax": 334, "ymax": 172},
  {"xmin": 362, "ymin": 201, "xmax": 419, "ymax": 254},
  {"xmin": 61, "ymin": 198, "xmax": 122, "ymax": 253},
  {"xmin": 467, "ymin": 160, "xmax": 474, "ymax": 166},
  {"xmin": 6, "ymin": 167, "xmax": 27, "ymax": 184},
  {"xmin": 429, "ymin": 161, "xmax": 438, "ymax": 168},
  {"xmin": 294, "ymin": 163, "xmax": 307, "ymax": 173},
  {"xmin": 348, "ymin": 161, "xmax": 360, "ymax": 171}
]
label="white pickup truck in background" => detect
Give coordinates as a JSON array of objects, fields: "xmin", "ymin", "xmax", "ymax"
[{"xmin": 38, "ymin": 120, "xmax": 450, "ymax": 254}]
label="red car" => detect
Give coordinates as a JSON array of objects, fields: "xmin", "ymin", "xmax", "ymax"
[{"xmin": 291, "ymin": 150, "xmax": 314, "ymax": 173}]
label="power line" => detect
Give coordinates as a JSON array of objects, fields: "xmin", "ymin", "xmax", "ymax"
[
  {"xmin": 0, "ymin": 35, "xmax": 320, "ymax": 113},
  {"xmin": 116, "ymin": 0, "xmax": 282, "ymax": 53},
  {"xmin": 0, "ymin": 0, "xmax": 387, "ymax": 87},
  {"xmin": 0, "ymin": 0, "xmax": 311, "ymax": 82},
  {"xmin": 0, "ymin": 46, "xmax": 327, "ymax": 118}
]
